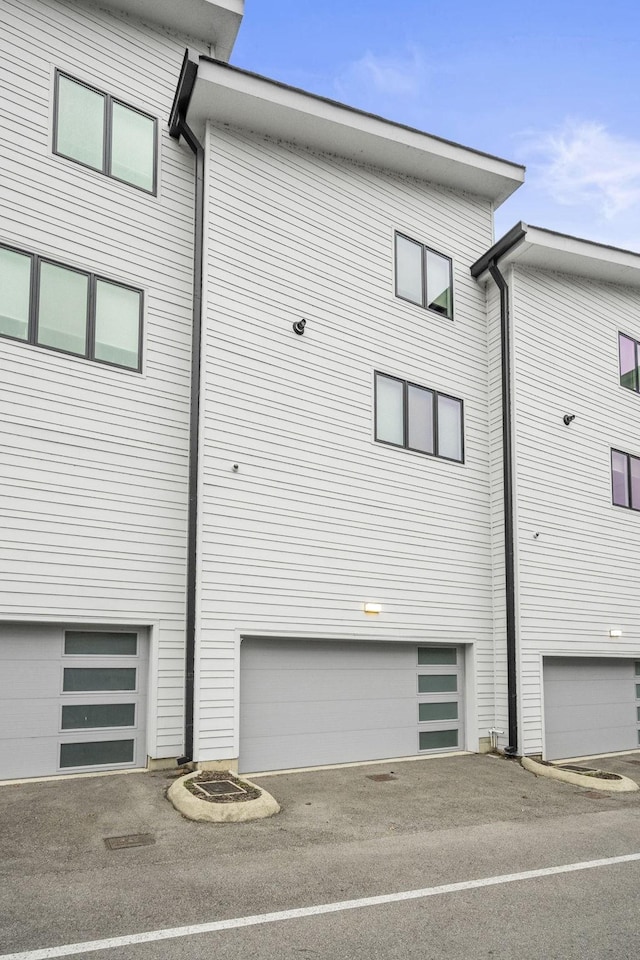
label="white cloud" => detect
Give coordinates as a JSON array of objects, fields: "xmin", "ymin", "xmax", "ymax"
[
  {"xmin": 334, "ymin": 48, "xmax": 427, "ymax": 112},
  {"xmin": 522, "ymin": 119, "xmax": 640, "ymax": 221}
]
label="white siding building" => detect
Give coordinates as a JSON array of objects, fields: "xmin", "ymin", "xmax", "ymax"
[{"xmin": 3, "ymin": 0, "xmax": 638, "ymax": 783}]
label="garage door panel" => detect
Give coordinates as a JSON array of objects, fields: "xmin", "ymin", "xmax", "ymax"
[
  {"xmin": 241, "ymin": 697, "xmax": 415, "ymax": 738},
  {"xmin": 242, "ymin": 640, "xmax": 416, "ymax": 670},
  {"xmin": 545, "ymin": 658, "xmax": 633, "ymax": 681},
  {"xmin": 241, "ymin": 726, "xmax": 418, "ymax": 773},
  {"xmin": 545, "ymin": 701, "xmax": 636, "ymax": 734},
  {"xmin": 546, "ymin": 726, "xmax": 638, "ymax": 760},
  {"xmin": 0, "ymin": 662, "xmax": 64, "ymax": 698},
  {"xmin": 544, "ymin": 678, "xmax": 635, "ymax": 708},
  {"xmin": 0, "ymin": 738, "xmax": 61, "ymax": 780},
  {"xmin": 241, "ymin": 668, "xmax": 416, "ymax": 703},
  {"xmin": 0, "ymin": 698, "xmax": 62, "ymax": 738}
]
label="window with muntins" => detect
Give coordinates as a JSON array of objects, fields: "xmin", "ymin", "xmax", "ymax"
[
  {"xmin": 611, "ymin": 449, "xmax": 640, "ymax": 511},
  {"xmin": 619, "ymin": 333, "xmax": 640, "ymax": 392},
  {"xmin": 375, "ymin": 372, "xmax": 464, "ymax": 463},
  {"xmin": 0, "ymin": 243, "xmax": 143, "ymax": 371},
  {"xmin": 54, "ymin": 72, "xmax": 157, "ymax": 193},
  {"xmin": 394, "ymin": 232, "xmax": 453, "ymax": 318}
]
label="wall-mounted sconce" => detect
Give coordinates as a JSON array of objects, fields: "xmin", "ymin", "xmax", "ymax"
[
  {"xmin": 563, "ymin": 414, "xmax": 576, "ymax": 426},
  {"xmin": 292, "ymin": 318, "xmax": 307, "ymax": 336},
  {"xmin": 609, "ymin": 629, "xmax": 623, "ymax": 638},
  {"xmin": 363, "ymin": 602, "xmax": 382, "ymax": 615}
]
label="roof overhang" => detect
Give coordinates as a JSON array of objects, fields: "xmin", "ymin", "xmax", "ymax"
[
  {"xmin": 471, "ymin": 223, "xmax": 640, "ymax": 288},
  {"xmin": 93, "ymin": 0, "xmax": 243, "ymax": 59},
  {"xmin": 181, "ymin": 58, "xmax": 524, "ymax": 206}
]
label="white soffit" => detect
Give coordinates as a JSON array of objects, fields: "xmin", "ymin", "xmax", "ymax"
[
  {"xmin": 94, "ymin": 0, "xmax": 244, "ymax": 58},
  {"xmin": 501, "ymin": 225, "xmax": 640, "ymax": 289},
  {"xmin": 188, "ymin": 60, "xmax": 524, "ymax": 206}
]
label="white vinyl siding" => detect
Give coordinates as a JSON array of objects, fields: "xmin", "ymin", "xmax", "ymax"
[
  {"xmin": 0, "ymin": 0, "xmax": 207, "ymax": 759},
  {"xmin": 197, "ymin": 121, "xmax": 495, "ymax": 762},
  {"xmin": 511, "ymin": 266, "xmax": 640, "ymax": 755}
]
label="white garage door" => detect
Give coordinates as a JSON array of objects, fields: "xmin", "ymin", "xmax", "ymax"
[
  {"xmin": 0, "ymin": 624, "xmax": 147, "ymax": 780},
  {"xmin": 239, "ymin": 638, "xmax": 464, "ymax": 773},
  {"xmin": 543, "ymin": 657, "xmax": 640, "ymax": 760}
]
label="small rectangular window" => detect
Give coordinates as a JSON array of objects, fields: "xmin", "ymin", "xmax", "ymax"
[
  {"xmin": 0, "ymin": 246, "xmax": 31, "ymax": 340},
  {"xmin": 375, "ymin": 373, "xmax": 404, "ymax": 446},
  {"xmin": 94, "ymin": 280, "xmax": 141, "ymax": 369},
  {"xmin": 418, "ymin": 648, "xmax": 457, "ymax": 665},
  {"xmin": 419, "ymin": 702, "xmax": 458, "ymax": 722},
  {"xmin": 612, "ymin": 450, "xmax": 631, "ymax": 508},
  {"xmin": 375, "ymin": 372, "xmax": 464, "ymax": 463},
  {"xmin": 54, "ymin": 72, "xmax": 156, "ymax": 194},
  {"xmin": 60, "ymin": 739, "xmax": 134, "ymax": 768},
  {"xmin": 394, "ymin": 233, "xmax": 453, "ymax": 319},
  {"xmin": 619, "ymin": 333, "xmax": 640, "ymax": 393},
  {"xmin": 63, "ymin": 668, "xmax": 136, "ymax": 692},
  {"xmin": 419, "ymin": 729, "xmax": 458, "ymax": 750},
  {"xmin": 418, "ymin": 674, "xmax": 457, "ymax": 694},
  {"xmin": 37, "ymin": 261, "xmax": 89, "ymax": 356},
  {"xmin": 61, "ymin": 703, "xmax": 136, "ymax": 729},
  {"xmin": 64, "ymin": 631, "xmax": 137, "ymax": 656},
  {"xmin": 0, "ymin": 242, "xmax": 142, "ymax": 371}
]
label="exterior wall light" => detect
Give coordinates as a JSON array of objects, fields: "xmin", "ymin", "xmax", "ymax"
[
  {"xmin": 363, "ymin": 602, "xmax": 382, "ymax": 615},
  {"xmin": 609, "ymin": 629, "xmax": 623, "ymax": 638}
]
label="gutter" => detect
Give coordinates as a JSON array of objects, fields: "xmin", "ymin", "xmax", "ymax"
[
  {"xmin": 170, "ymin": 50, "xmax": 204, "ymax": 765},
  {"xmin": 471, "ymin": 225, "xmax": 526, "ymax": 756}
]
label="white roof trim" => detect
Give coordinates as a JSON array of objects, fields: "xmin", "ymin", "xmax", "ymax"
[
  {"xmin": 478, "ymin": 223, "xmax": 640, "ymax": 288},
  {"xmin": 93, "ymin": 0, "xmax": 243, "ymax": 58},
  {"xmin": 186, "ymin": 59, "xmax": 524, "ymax": 206}
]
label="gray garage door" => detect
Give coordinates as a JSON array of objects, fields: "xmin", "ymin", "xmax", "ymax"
[
  {"xmin": 239, "ymin": 638, "xmax": 464, "ymax": 773},
  {"xmin": 543, "ymin": 657, "xmax": 640, "ymax": 760},
  {"xmin": 0, "ymin": 624, "xmax": 147, "ymax": 780}
]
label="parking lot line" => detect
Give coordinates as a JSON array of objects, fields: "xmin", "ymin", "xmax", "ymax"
[{"xmin": 3, "ymin": 851, "xmax": 640, "ymax": 960}]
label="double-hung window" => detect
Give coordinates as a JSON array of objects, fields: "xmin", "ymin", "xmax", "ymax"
[
  {"xmin": 612, "ymin": 449, "xmax": 640, "ymax": 511},
  {"xmin": 375, "ymin": 372, "xmax": 464, "ymax": 463},
  {"xmin": 0, "ymin": 243, "xmax": 143, "ymax": 371},
  {"xmin": 54, "ymin": 72, "xmax": 157, "ymax": 193},
  {"xmin": 619, "ymin": 332, "xmax": 640, "ymax": 392},
  {"xmin": 395, "ymin": 232, "xmax": 453, "ymax": 318}
]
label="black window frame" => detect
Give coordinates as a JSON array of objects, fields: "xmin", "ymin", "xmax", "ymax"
[
  {"xmin": 611, "ymin": 448, "xmax": 640, "ymax": 512},
  {"xmin": 0, "ymin": 240, "xmax": 144, "ymax": 373},
  {"xmin": 53, "ymin": 70, "xmax": 158, "ymax": 196},
  {"xmin": 618, "ymin": 331, "xmax": 640, "ymax": 393},
  {"xmin": 394, "ymin": 231, "xmax": 454, "ymax": 319},
  {"xmin": 374, "ymin": 371, "xmax": 465, "ymax": 464}
]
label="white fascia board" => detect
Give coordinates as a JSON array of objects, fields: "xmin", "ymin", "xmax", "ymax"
[
  {"xmin": 483, "ymin": 224, "xmax": 640, "ymax": 289},
  {"xmin": 187, "ymin": 59, "xmax": 524, "ymax": 206},
  {"xmin": 93, "ymin": 0, "xmax": 243, "ymax": 58}
]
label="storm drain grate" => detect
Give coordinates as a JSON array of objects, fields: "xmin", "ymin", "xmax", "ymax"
[
  {"xmin": 192, "ymin": 779, "xmax": 246, "ymax": 797},
  {"xmin": 582, "ymin": 791, "xmax": 609, "ymax": 799},
  {"xmin": 104, "ymin": 833, "xmax": 155, "ymax": 850},
  {"xmin": 366, "ymin": 773, "xmax": 398, "ymax": 782}
]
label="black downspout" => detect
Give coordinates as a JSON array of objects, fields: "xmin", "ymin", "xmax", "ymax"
[
  {"xmin": 175, "ymin": 118, "xmax": 204, "ymax": 766},
  {"xmin": 488, "ymin": 263, "xmax": 519, "ymax": 756}
]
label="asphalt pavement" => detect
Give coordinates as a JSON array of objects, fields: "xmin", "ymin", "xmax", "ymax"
[{"xmin": 2, "ymin": 753, "xmax": 640, "ymax": 959}]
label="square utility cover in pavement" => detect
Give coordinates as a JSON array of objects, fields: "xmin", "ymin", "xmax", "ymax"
[
  {"xmin": 104, "ymin": 833, "xmax": 155, "ymax": 850},
  {"xmin": 366, "ymin": 773, "xmax": 398, "ymax": 782},
  {"xmin": 192, "ymin": 779, "xmax": 247, "ymax": 797}
]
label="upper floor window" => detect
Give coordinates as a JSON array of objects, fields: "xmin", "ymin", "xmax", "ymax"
[
  {"xmin": 619, "ymin": 333, "xmax": 640, "ymax": 392},
  {"xmin": 394, "ymin": 232, "xmax": 453, "ymax": 319},
  {"xmin": 375, "ymin": 372, "xmax": 464, "ymax": 463},
  {"xmin": 611, "ymin": 449, "xmax": 640, "ymax": 510},
  {"xmin": 0, "ymin": 243, "xmax": 143, "ymax": 371},
  {"xmin": 54, "ymin": 72, "xmax": 157, "ymax": 194}
]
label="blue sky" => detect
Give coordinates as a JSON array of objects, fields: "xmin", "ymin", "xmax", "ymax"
[{"xmin": 232, "ymin": 1, "xmax": 640, "ymax": 251}]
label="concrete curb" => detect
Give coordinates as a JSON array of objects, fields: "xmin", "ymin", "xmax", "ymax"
[
  {"xmin": 167, "ymin": 772, "xmax": 281, "ymax": 822},
  {"xmin": 521, "ymin": 756, "xmax": 639, "ymax": 793}
]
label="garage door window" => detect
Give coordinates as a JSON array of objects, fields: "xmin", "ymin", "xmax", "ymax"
[
  {"xmin": 60, "ymin": 739, "xmax": 134, "ymax": 768},
  {"xmin": 419, "ymin": 730, "xmax": 458, "ymax": 750},
  {"xmin": 64, "ymin": 631, "xmax": 137, "ymax": 656},
  {"xmin": 418, "ymin": 674, "xmax": 457, "ymax": 693},
  {"xmin": 63, "ymin": 668, "xmax": 136, "ymax": 691},
  {"xmin": 61, "ymin": 703, "xmax": 135, "ymax": 729}
]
